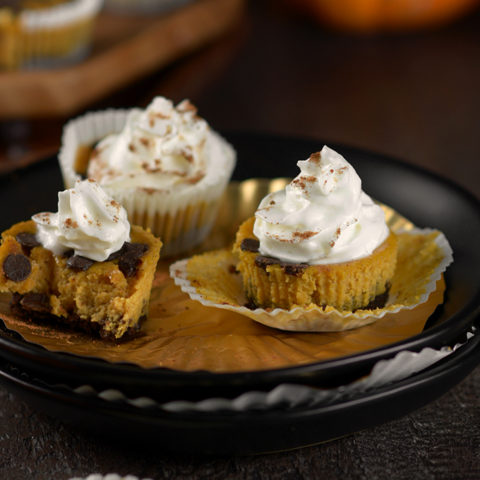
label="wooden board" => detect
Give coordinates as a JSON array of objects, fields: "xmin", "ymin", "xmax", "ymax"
[{"xmin": 0, "ymin": 0, "xmax": 245, "ymax": 119}]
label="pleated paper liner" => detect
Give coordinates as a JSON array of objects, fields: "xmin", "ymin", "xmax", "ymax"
[
  {"xmin": 0, "ymin": 179, "xmax": 453, "ymax": 373},
  {"xmin": 171, "ymin": 229, "xmax": 451, "ymax": 332}
]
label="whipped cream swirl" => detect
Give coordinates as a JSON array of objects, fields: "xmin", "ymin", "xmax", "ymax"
[
  {"xmin": 87, "ymin": 96, "xmax": 214, "ymax": 191},
  {"xmin": 253, "ymin": 146, "xmax": 389, "ymax": 265},
  {"xmin": 32, "ymin": 179, "xmax": 130, "ymax": 262}
]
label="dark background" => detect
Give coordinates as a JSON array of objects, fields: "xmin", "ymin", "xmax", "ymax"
[
  {"xmin": 1, "ymin": 1, "xmax": 480, "ymax": 199},
  {"xmin": 0, "ymin": 1, "xmax": 479, "ymax": 478}
]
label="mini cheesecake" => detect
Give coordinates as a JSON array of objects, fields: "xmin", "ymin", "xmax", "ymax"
[
  {"xmin": 0, "ymin": 0, "xmax": 102, "ymax": 71},
  {"xmin": 0, "ymin": 220, "xmax": 161, "ymax": 340},
  {"xmin": 233, "ymin": 217, "xmax": 397, "ymax": 312},
  {"xmin": 232, "ymin": 147, "xmax": 399, "ymax": 312}
]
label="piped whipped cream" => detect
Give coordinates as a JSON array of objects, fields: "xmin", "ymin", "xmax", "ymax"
[
  {"xmin": 32, "ymin": 179, "xmax": 130, "ymax": 262},
  {"xmin": 253, "ymin": 146, "xmax": 389, "ymax": 265},
  {"xmin": 87, "ymin": 96, "xmax": 218, "ymax": 191}
]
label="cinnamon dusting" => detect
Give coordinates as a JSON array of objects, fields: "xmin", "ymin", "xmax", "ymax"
[
  {"xmin": 64, "ymin": 218, "xmax": 78, "ymax": 229},
  {"xmin": 292, "ymin": 230, "xmax": 317, "ymax": 240},
  {"xmin": 186, "ymin": 171, "xmax": 206, "ymax": 184},
  {"xmin": 139, "ymin": 138, "xmax": 151, "ymax": 148},
  {"xmin": 177, "ymin": 100, "xmax": 197, "ymax": 113}
]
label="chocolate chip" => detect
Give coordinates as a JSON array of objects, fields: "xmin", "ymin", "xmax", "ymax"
[
  {"xmin": 3, "ymin": 254, "xmax": 31, "ymax": 282},
  {"xmin": 67, "ymin": 255, "xmax": 95, "ymax": 271},
  {"xmin": 19, "ymin": 293, "xmax": 51, "ymax": 314},
  {"xmin": 254, "ymin": 255, "xmax": 277, "ymax": 269},
  {"xmin": 240, "ymin": 238, "xmax": 260, "ymax": 253},
  {"xmin": 107, "ymin": 242, "xmax": 148, "ymax": 262},
  {"xmin": 122, "ymin": 242, "xmax": 149, "ymax": 259},
  {"xmin": 244, "ymin": 299, "xmax": 257, "ymax": 310},
  {"xmin": 118, "ymin": 243, "xmax": 149, "ymax": 278},
  {"xmin": 228, "ymin": 264, "xmax": 239, "ymax": 274},
  {"xmin": 15, "ymin": 232, "xmax": 41, "ymax": 250},
  {"xmin": 106, "ymin": 246, "xmax": 123, "ymax": 261},
  {"xmin": 283, "ymin": 264, "xmax": 308, "ymax": 276},
  {"xmin": 119, "ymin": 259, "xmax": 138, "ymax": 277},
  {"xmin": 255, "ymin": 255, "xmax": 307, "ymax": 277},
  {"xmin": 358, "ymin": 284, "xmax": 391, "ymax": 311}
]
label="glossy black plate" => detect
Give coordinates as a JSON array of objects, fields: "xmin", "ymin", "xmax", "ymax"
[
  {"xmin": 0, "ymin": 326, "xmax": 479, "ymax": 455},
  {"xmin": 0, "ymin": 133, "xmax": 479, "ymax": 402}
]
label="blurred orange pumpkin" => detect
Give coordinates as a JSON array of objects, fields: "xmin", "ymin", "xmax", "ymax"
[{"xmin": 290, "ymin": 0, "xmax": 480, "ymax": 32}]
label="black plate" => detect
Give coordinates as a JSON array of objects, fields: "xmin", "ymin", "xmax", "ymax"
[
  {"xmin": 0, "ymin": 326, "xmax": 479, "ymax": 455},
  {"xmin": 0, "ymin": 132, "xmax": 479, "ymax": 402}
]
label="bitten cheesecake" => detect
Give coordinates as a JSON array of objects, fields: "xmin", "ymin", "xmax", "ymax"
[
  {"xmin": 0, "ymin": 179, "xmax": 161, "ymax": 340},
  {"xmin": 233, "ymin": 146, "xmax": 398, "ymax": 311}
]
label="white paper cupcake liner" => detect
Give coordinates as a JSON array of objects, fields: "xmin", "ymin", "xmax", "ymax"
[
  {"xmin": 20, "ymin": 0, "xmax": 103, "ymax": 31},
  {"xmin": 170, "ymin": 228, "xmax": 453, "ymax": 332},
  {"xmin": 59, "ymin": 109, "xmax": 236, "ymax": 256},
  {"xmin": 2, "ymin": 0, "xmax": 102, "ymax": 70}
]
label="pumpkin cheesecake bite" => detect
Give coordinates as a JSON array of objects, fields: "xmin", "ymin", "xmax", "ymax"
[
  {"xmin": 233, "ymin": 146, "xmax": 397, "ymax": 311},
  {"xmin": 59, "ymin": 96, "xmax": 236, "ymax": 257},
  {"xmin": 0, "ymin": 0, "xmax": 102, "ymax": 70},
  {"xmin": 0, "ymin": 179, "xmax": 162, "ymax": 340}
]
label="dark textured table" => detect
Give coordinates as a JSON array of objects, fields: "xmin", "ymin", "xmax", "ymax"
[
  {"xmin": 1, "ymin": 370, "xmax": 479, "ymax": 479},
  {"xmin": 1, "ymin": 1, "xmax": 479, "ymax": 479}
]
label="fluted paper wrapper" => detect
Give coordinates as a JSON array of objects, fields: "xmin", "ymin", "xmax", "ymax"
[
  {"xmin": 0, "ymin": 180, "xmax": 452, "ymax": 373},
  {"xmin": 171, "ymin": 228, "xmax": 452, "ymax": 332},
  {"xmin": 4, "ymin": 0, "xmax": 102, "ymax": 70},
  {"xmin": 59, "ymin": 109, "xmax": 236, "ymax": 256},
  {"xmin": 20, "ymin": 0, "xmax": 102, "ymax": 30}
]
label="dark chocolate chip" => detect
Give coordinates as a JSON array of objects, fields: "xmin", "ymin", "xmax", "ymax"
[
  {"xmin": 244, "ymin": 299, "xmax": 257, "ymax": 310},
  {"xmin": 124, "ymin": 242, "xmax": 149, "ymax": 257},
  {"xmin": 119, "ymin": 259, "xmax": 138, "ymax": 277},
  {"xmin": 358, "ymin": 284, "xmax": 390, "ymax": 311},
  {"xmin": 228, "ymin": 264, "xmax": 239, "ymax": 274},
  {"xmin": 106, "ymin": 246, "xmax": 123, "ymax": 261},
  {"xmin": 118, "ymin": 243, "xmax": 149, "ymax": 278},
  {"xmin": 107, "ymin": 242, "xmax": 148, "ymax": 262},
  {"xmin": 3, "ymin": 254, "xmax": 31, "ymax": 282},
  {"xmin": 240, "ymin": 238, "xmax": 260, "ymax": 253},
  {"xmin": 15, "ymin": 232, "xmax": 41, "ymax": 250},
  {"xmin": 283, "ymin": 264, "xmax": 308, "ymax": 276},
  {"xmin": 254, "ymin": 255, "xmax": 307, "ymax": 277},
  {"xmin": 254, "ymin": 255, "xmax": 277, "ymax": 269},
  {"xmin": 67, "ymin": 255, "xmax": 95, "ymax": 271},
  {"xmin": 19, "ymin": 293, "xmax": 51, "ymax": 314}
]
